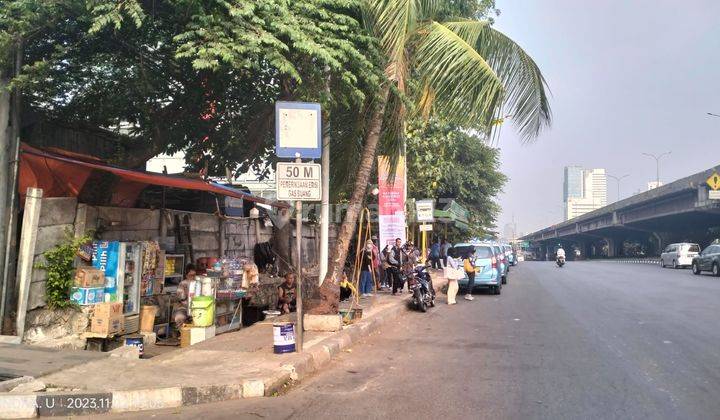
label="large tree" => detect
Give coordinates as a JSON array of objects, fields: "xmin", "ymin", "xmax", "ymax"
[
  {"xmin": 322, "ymin": 0, "xmax": 551, "ymax": 285},
  {"xmin": 406, "ymin": 118, "xmax": 506, "ymax": 241},
  {"xmin": 1, "ymin": 0, "xmax": 382, "ymax": 173}
]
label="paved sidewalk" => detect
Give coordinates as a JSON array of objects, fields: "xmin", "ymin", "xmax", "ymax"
[
  {"xmin": 0, "ymin": 344, "xmax": 107, "ymax": 381},
  {"xmin": 0, "ymin": 270, "xmax": 448, "ymax": 418}
]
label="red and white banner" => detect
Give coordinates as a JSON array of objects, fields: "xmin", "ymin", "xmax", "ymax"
[{"xmin": 377, "ymin": 156, "xmax": 406, "ymax": 248}]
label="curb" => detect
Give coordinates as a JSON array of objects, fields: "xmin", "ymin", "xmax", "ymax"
[
  {"xmin": 597, "ymin": 258, "xmax": 661, "ymax": 265},
  {"xmin": 0, "ymin": 288, "xmax": 425, "ymax": 418}
]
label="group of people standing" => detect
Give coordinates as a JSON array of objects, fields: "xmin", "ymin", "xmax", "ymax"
[
  {"xmin": 355, "ymin": 236, "xmax": 425, "ymax": 297},
  {"xmin": 355, "ymin": 237, "xmax": 476, "ymax": 306}
]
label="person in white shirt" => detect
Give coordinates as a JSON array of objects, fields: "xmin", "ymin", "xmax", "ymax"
[
  {"xmin": 444, "ymin": 249, "xmax": 460, "ymax": 305},
  {"xmin": 556, "ymin": 247, "xmax": 566, "ymax": 259}
]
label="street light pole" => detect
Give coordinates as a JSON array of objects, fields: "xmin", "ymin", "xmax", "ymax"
[
  {"xmin": 606, "ymin": 173, "xmax": 629, "ymax": 202},
  {"xmin": 641, "ymin": 151, "xmax": 671, "ymax": 187}
]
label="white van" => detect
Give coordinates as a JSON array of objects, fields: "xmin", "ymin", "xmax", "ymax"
[{"xmin": 660, "ymin": 243, "xmax": 700, "ymax": 268}]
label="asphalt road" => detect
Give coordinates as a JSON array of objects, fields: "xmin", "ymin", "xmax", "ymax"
[{"xmin": 93, "ymin": 262, "xmax": 720, "ymax": 420}]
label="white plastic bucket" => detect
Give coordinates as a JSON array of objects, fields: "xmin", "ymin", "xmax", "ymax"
[{"xmin": 273, "ymin": 322, "xmax": 296, "ymax": 354}]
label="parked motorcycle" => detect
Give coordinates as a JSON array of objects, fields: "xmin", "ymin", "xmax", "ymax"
[
  {"xmin": 556, "ymin": 256, "xmax": 566, "ymax": 267},
  {"xmin": 408, "ymin": 265, "xmax": 435, "ymax": 312}
]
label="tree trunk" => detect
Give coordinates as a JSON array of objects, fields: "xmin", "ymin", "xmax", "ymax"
[{"xmin": 322, "ymin": 85, "xmax": 390, "ymax": 286}]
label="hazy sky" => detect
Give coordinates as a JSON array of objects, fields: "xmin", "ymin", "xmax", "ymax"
[{"xmin": 492, "ymin": 0, "xmax": 720, "ymax": 236}]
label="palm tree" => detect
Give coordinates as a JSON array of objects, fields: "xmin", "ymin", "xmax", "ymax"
[{"xmin": 323, "ymin": 0, "xmax": 551, "ymax": 286}]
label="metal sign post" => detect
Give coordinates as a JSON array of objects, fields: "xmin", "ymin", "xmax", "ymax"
[
  {"xmin": 275, "ymin": 101, "xmax": 323, "ymax": 353},
  {"xmin": 415, "ymin": 200, "xmax": 435, "ymax": 264},
  {"xmin": 294, "ymin": 156, "xmax": 304, "ymax": 352}
]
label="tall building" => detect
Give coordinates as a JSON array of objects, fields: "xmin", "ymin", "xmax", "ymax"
[
  {"xmin": 563, "ymin": 166, "xmax": 608, "ymax": 220},
  {"xmin": 563, "ymin": 166, "xmax": 584, "ymax": 202},
  {"xmin": 584, "ymin": 168, "xmax": 608, "ymax": 207}
]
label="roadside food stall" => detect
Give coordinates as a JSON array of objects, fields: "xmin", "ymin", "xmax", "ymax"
[{"xmin": 18, "ymin": 144, "xmax": 290, "ymax": 354}]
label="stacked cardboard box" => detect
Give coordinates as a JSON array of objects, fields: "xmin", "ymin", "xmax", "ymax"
[
  {"xmin": 90, "ymin": 302, "xmax": 124, "ymax": 335},
  {"xmin": 71, "ymin": 268, "xmax": 106, "ymax": 306}
]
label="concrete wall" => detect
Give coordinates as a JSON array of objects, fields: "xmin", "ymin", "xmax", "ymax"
[
  {"xmin": 224, "ymin": 218, "xmax": 273, "ymax": 259},
  {"xmin": 28, "ymin": 197, "xmax": 79, "ymax": 311}
]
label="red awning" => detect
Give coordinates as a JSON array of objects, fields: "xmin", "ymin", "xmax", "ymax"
[{"xmin": 19, "ymin": 144, "xmax": 287, "ymax": 208}]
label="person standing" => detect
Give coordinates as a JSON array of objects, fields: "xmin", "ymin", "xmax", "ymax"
[
  {"xmin": 389, "ymin": 238, "xmax": 404, "ymax": 295},
  {"xmin": 445, "ymin": 249, "xmax": 460, "ymax": 305},
  {"xmin": 440, "ymin": 239, "xmax": 452, "ymax": 267},
  {"xmin": 430, "ymin": 239, "xmax": 441, "ymax": 269},
  {"xmin": 381, "ymin": 245, "xmax": 392, "ymax": 289},
  {"xmin": 463, "ymin": 249, "xmax": 479, "ymax": 301},
  {"xmin": 371, "ymin": 236, "xmax": 382, "ymax": 289},
  {"xmin": 359, "ymin": 240, "xmax": 375, "ymax": 297}
]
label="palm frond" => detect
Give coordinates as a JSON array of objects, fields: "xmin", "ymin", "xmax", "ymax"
[
  {"xmin": 444, "ymin": 20, "xmax": 552, "ymax": 141},
  {"xmin": 414, "ymin": 21, "xmax": 505, "ymax": 131},
  {"xmin": 365, "ymin": 0, "xmax": 436, "ymax": 91}
]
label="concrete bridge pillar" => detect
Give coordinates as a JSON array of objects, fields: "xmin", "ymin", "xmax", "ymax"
[{"xmin": 606, "ymin": 237, "xmax": 618, "ymax": 258}]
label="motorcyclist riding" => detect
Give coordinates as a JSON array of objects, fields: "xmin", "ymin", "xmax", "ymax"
[
  {"xmin": 556, "ymin": 245, "xmax": 566, "ymax": 267},
  {"xmin": 556, "ymin": 246, "xmax": 566, "ymax": 259}
]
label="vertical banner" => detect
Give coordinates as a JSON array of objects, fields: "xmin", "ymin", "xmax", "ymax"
[
  {"xmin": 378, "ymin": 156, "xmax": 407, "ymax": 248},
  {"xmin": 93, "ymin": 241, "xmax": 120, "ymax": 302}
]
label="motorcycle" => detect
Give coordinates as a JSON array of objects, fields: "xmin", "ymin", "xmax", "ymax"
[
  {"xmin": 556, "ymin": 255, "xmax": 565, "ymax": 267},
  {"xmin": 408, "ymin": 265, "xmax": 435, "ymax": 312}
]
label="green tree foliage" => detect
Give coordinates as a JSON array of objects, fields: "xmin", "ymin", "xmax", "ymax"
[
  {"xmin": 35, "ymin": 233, "xmax": 92, "ymax": 310},
  {"xmin": 406, "ymin": 119, "xmax": 506, "ymax": 240},
  {"xmin": 1, "ymin": 0, "xmax": 382, "ymax": 174}
]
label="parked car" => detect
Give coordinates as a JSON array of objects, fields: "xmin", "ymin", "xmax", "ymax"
[
  {"xmin": 660, "ymin": 243, "xmax": 700, "ymax": 268},
  {"xmin": 691, "ymin": 244, "xmax": 720, "ymax": 276},
  {"xmin": 491, "ymin": 244, "xmax": 509, "ymax": 283},
  {"xmin": 451, "ymin": 243, "xmax": 502, "ymax": 295}
]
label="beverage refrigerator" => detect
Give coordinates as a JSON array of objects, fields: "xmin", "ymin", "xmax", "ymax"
[{"xmin": 93, "ymin": 241, "xmax": 142, "ymax": 333}]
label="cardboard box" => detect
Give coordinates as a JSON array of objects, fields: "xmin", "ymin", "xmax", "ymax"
[
  {"xmin": 91, "ymin": 315, "xmax": 124, "ymax": 335},
  {"xmin": 70, "ymin": 287, "xmax": 105, "ymax": 306},
  {"xmin": 180, "ymin": 325, "xmax": 216, "ymax": 347},
  {"xmin": 74, "ymin": 268, "xmax": 105, "ymax": 288},
  {"xmin": 93, "ymin": 302, "xmax": 123, "ymax": 318}
]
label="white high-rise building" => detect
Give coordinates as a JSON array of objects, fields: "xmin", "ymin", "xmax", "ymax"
[
  {"xmin": 584, "ymin": 168, "xmax": 608, "ymax": 207},
  {"xmin": 563, "ymin": 167, "xmax": 608, "ymax": 220}
]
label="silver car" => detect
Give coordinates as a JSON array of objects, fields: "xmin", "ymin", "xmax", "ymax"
[{"xmin": 661, "ymin": 243, "xmax": 700, "ymax": 268}]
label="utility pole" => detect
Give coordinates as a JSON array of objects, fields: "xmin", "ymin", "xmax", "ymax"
[
  {"xmin": 319, "ymin": 71, "xmax": 331, "ymax": 286},
  {"xmin": 294, "ymin": 155, "xmax": 304, "ymax": 352},
  {"xmin": 641, "ymin": 151, "xmax": 671, "ymax": 187},
  {"xmin": 0, "ymin": 38, "xmax": 22, "ymax": 331},
  {"xmin": 319, "ymin": 118, "xmax": 330, "ymax": 286},
  {"xmin": 606, "ymin": 173, "xmax": 629, "ymax": 202}
]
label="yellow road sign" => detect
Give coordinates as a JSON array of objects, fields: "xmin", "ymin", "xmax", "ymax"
[{"xmin": 707, "ymin": 171, "xmax": 720, "ymax": 191}]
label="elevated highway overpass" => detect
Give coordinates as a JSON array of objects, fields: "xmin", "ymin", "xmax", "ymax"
[{"xmin": 521, "ymin": 165, "xmax": 720, "ymax": 259}]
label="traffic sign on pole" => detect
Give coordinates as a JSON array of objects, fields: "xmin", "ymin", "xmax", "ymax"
[
  {"xmin": 275, "ymin": 102, "xmax": 322, "ymax": 159},
  {"xmin": 276, "ymin": 162, "xmax": 321, "ymax": 201},
  {"xmin": 706, "ymin": 171, "xmax": 720, "ymax": 191},
  {"xmin": 415, "ymin": 199, "xmax": 435, "ymax": 223}
]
